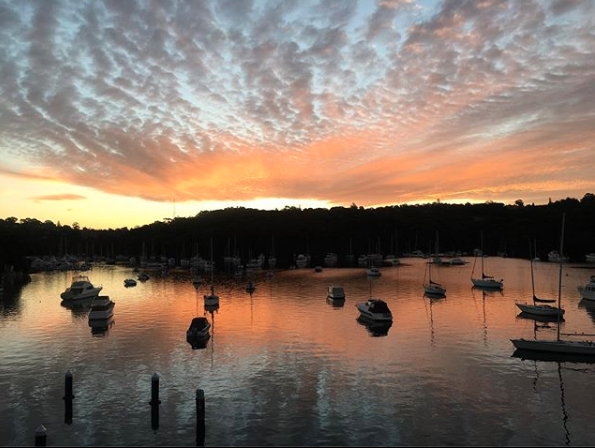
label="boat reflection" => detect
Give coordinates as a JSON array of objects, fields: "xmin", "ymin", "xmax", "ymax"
[
  {"xmin": 326, "ymin": 296, "xmax": 345, "ymax": 308},
  {"xmin": 516, "ymin": 312, "xmax": 565, "ymax": 324},
  {"xmin": 61, "ymin": 298, "xmax": 93, "ymax": 319},
  {"xmin": 89, "ymin": 317, "xmax": 114, "ymax": 336},
  {"xmin": 512, "ymin": 349, "xmax": 595, "ymax": 365},
  {"xmin": 356, "ymin": 315, "xmax": 392, "ymax": 337}
]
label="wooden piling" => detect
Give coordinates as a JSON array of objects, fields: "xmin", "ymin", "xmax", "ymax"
[
  {"xmin": 34, "ymin": 425, "xmax": 47, "ymax": 446},
  {"xmin": 196, "ymin": 389, "xmax": 205, "ymax": 446}
]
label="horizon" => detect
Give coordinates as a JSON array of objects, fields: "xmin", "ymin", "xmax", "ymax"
[{"xmin": 1, "ymin": 0, "xmax": 594, "ymax": 229}]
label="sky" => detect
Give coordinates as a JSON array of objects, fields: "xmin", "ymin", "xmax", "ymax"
[{"xmin": 0, "ymin": 0, "xmax": 594, "ymax": 229}]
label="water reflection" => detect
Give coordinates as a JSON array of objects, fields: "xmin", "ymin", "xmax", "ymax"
[
  {"xmin": 578, "ymin": 299, "xmax": 595, "ymax": 324},
  {"xmin": 356, "ymin": 315, "xmax": 392, "ymax": 337},
  {"xmin": 89, "ymin": 317, "xmax": 115, "ymax": 336},
  {"xmin": 326, "ymin": 297, "xmax": 345, "ymax": 308},
  {"xmin": 516, "ymin": 312, "xmax": 565, "ymax": 324},
  {"xmin": 61, "ymin": 298, "xmax": 93, "ymax": 319}
]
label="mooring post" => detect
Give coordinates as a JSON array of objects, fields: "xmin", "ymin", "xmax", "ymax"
[
  {"xmin": 149, "ymin": 372, "xmax": 161, "ymax": 406},
  {"xmin": 63, "ymin": 370, "xmax": 74, "ymax": 425},
  {"xmin": 196, "ymin": 389, "xmax": 205, "ymax": 446},
  {"xmin": 34, "ymin": 425, "xmax": 47, "ymax": 446}
]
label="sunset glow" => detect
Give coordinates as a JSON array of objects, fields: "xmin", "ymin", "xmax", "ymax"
[{"xmin": 1, "ymin": 0, "xmax": 594, "ymax": 228}]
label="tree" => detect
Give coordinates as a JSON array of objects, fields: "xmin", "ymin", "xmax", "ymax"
[{"xmin": 514, "ymin": 199, "xmax": 524, "ymax": 207}]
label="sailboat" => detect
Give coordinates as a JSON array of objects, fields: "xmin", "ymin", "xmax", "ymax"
[
  {"xmin": 515, "ymin": 240, "xmax": 564, "ymax": 317},
  {"xmin": 424, "ymin": 246, "xmax": 446, "ymax": 297},
  {"xmin": 356, "ymin": 277, "xmax": 392, "ymax": 322},
  {"xmin": 471, "ymin": 232, "xmax": 503, "ymax": 289},
  {"xmin": 511, "ymin": 214, "xmax": 595, "ymax": 356},
  {"xmin": 203, "ymin": 239, "xmax": 219, "ymax": 306}
]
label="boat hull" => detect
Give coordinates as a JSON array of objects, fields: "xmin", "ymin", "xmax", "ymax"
[
  {"xmin": 511, "ymin": 338, "xmax": 595, "ymax": 356},
  {"xmin": 61, "ymin": 287, "xmax": 102, "ymax": 301},
  {"xmin": 89, "ymin": 302, "xmax": 115, "ymax": 321},
  {"xmin": 516, "ymin": 303, "xmax": 564, "ymax": 316},
  {"xmin": 356, "ymin": 303, "xmax": 392, "ymax": 322},
  {"xmin": 471, "ymin": 278, "xmax": 503, "ymax": 289}
]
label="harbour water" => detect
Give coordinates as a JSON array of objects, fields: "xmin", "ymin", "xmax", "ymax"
[{"xmin": 1, "ymin": 258, "xmax": 595, "ymax": 445}]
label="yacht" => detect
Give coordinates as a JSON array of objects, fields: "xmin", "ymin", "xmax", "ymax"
[
  {"xmin": 60, "ymin": 275, "xmax": 102, "ymax": 301},
  {"xmin": 586, "ymin": 253, "xmax": 595, "ymax": 263},
  {"xmin": 88, "ymin": 296, "xmax": 115, "ymax": 322},
  {"xmin": 296, "ymin": 254, "xmax": 308, "ymax": 269},
  {"xmin": 327, "ymin": 286, "xmax": 345, "ymax": 300},
  {"xmin": 578, "ymin": 276, "xmax": 595, "ymax": 301},
  {"xmin": 424, "ymin": 258, "xmax": 446, "ymax": 297},
  {"xmin": 137, "ymin": 272, "xmax": 150, "ymax": 281},
  {"xmin": 356, "ymin": 299, "xmax": 392, "ymax": 322}
]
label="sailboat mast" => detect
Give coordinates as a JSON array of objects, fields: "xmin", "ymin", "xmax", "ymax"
[
  {"xmin": 481, "ymin": 231, "xmax": 485, "ymax": 276},
  {"xmin": 557, "ymin": 214, "xmax": 566, "ymax": 341},
  {"xmin": 530, "ymin": 241, "xmax": 536, "ymax": 301}
]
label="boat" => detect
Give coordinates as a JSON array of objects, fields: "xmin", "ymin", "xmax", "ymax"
[
  {"xmin": 355, "ymin": 299, "xmax": 392, "ymax": 322},
  {"xmin": 137, "ymin": 272, "xmax": 149, "ymax": 281},
  {"xmin": 324, "ymin": 253, "xmax": 338, "ymax": 268},
  {"xmin": 295, "ymin": 254, "xmax": 308, "ymax": 269},
  {"xmin": 246, "ymin": 281, "xmax": 256, "ymax": 293},
  {"xmin": 192, "ymin": 274, "xmax": 202, "ymax": 285},
  {"xmin": 186, "ymin": 317, "xmax": 211, "ymax": 340},
  {"xmin": 60, "ymin": 275, "xmax": 102, "ymax": 301},
  {"xmin": 314, "ymin": 266, "xmax": 323, "ymax": 273},
  {"xmin": 512, "ymin": 214, "xmax": 595, "ymax": 356},
  {"xmin": 471, "ymin": 232, "xmax": 503, "ymax": 289},
  {"xmin": 366, "ymin": 267, "xmax": 381, "ymax": 277},
  {"xmin": 424, "ymin": 253, "xmax": 446, "ymax": 297},
  {"xmin": 327, "ymin": 286, "xmax": 345, "ymax": 300},
  {"xmin": 578, "ymin": 276, "xmax": 595, "ymax": 301},
  {"xmin": 124, "ymin": 278, "xmax": 137, "ymax": 287},
  {"xmin": 357, "ymin": 254, "xmax": 368, "ymax": 267},
  {"xmin": 586, "ymin": 253, "xmax": 595, "ymax": 263},
  {"xmin": 548, "ymin": 250, "xmax": 568, "ymax": 263},
  {"xmin": 448, "ymin": 258, "xmax": 465, "ymax": 266},
  {"xmin": 515, "ymin": 240, "xmax": 564, "ymax": 317},
  {"xmin": 88, "ymin": 296, "xmax": 115, "ymax": 322},
  {"xmin": 204, "ymin": 239, "xmax": 219, "ymax": 306}
]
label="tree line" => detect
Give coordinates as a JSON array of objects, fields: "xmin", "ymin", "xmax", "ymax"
[{"xmin": 1, "ymin": 194, "xmax": 594, "ymax": 272}]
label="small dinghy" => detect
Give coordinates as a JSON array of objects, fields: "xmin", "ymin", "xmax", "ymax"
[{"xmin": 186, "ymin": 317, "xmax": 211, "ymax": 340}]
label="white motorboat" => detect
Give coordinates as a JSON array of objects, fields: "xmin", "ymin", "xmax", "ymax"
[
  {"xmin": 88, "ymin": 296, "xmax": 115, "ymax": 322},
  {"xmin": 327, "ymin": 286, "xmax": 345, "ymax": 300},
  {"xmin": 578, "ymin": 276, "xmax": 595, "ymax": 301},
  {"xmin": 186, "ymin": 317, "xmax": 211, "ymax": 340},
  {"xmin": 124, "ymin": 278, "xmax": 137, "ymax": 287},
  {"xmin": 61, "ymin": 275, "xmax": 102, "ymax": 301},
  {"xmin": 356, "ymin": 299, "xmax": 392, "ymax": 322},
  {"xmin": 357, "ymin": 254, "xmax": 368, "ymax": 267},
  {"xmin": 586, "ymin": 253, "xmax": 595, "ymax": 263}
]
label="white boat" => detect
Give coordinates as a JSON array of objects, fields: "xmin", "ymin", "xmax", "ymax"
[
  {"xmin": 124, "ymin": 278, "xmax": 137, "ymax": 287},
  {"xmin": 61, "ymin": 275, "xmax": 102, "ymax": 301},
  {"xmin": 586, "ymin": 253, "xmax": 595, "ymax": 263},
  {"xmin": 327, "ymin": 286, "xmax": 345, "ymax": 300},
  {"xmin": 578, "ymin": 276, "xmax": 595, "ymax": 301},
  {"xmin": 511, "ymin": 214, "xmax": 595, "ymax": 356},
  {"xmin": 448, "ymin": 258, "xmax": 465, "ymax": 266},
  {"xmin": 324, "ymin": 253, "xmax": 338, "ymax": 268},
  {"xmin": 186, "ymin": 317, "xmax": 210, "ymax": 340},
  {"xmin": 295, "ymin": 254, "xmax": 308, "ymax": 269},
  {"xmin": 204, "ymin": 239, "xmax": 219, "ymax": 306},
  {"xmin": 88, "ymin": 296, "xmax": 115, "ymax": 321},
  {"xmin": 471, "ymin": 232, "xmax": 503, "ymax": 289},
  {"xmin": 515, "ymin": 240, "xmax": 564, "ymax": 317},
  {"xmin": 357, "ymin": 254, "xmax": 368, "ymax": 267},
  {"xmin": 366, "ymin": 267, "xmax": 381, "ymax": 277},
  {"xmin": 424, "ymin": 254, "xmax": 446, "ymax": 297},
  {"xmin": 548, "ymin": 250, "xmax": 568, "ymax": 263},
  {"xmin": 356, "ymin": 299, "xmax": 392, "ymax": 322}
]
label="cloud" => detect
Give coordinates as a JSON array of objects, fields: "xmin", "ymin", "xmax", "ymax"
[
  {"xmin": 0, "ymin": 0, "xmax": 594, "ymax": 208},
  {"xmin": 29, "ymin": 194, "xmax": 87, "ymax": 201}
]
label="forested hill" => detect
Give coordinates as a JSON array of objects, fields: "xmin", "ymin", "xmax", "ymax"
[{"xmin": 2, "ymin": 194, "xmax": 595, "ymax": 271}]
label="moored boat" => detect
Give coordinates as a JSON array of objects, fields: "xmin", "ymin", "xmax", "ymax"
[
  {"xmin": 578, "ymin": 276, "xmax": 595, "ymax": 301},
  {"xmin": 88, "ymin": 296, "xmax": 115, "ymax": 322},
  {"xmin": 327, "ymin": 285, "xmax": 345, "ymax": 300},
  {"xmin": 186, "ymin": 317, "xmax": 211, "ymax": 340},
  {"xmin": 61, "ymin": 275, "xmax": 102, "ymax": 301},
  {"xmin": 355, "ymin": 299, "xmax": 392, "ymax": 322}
]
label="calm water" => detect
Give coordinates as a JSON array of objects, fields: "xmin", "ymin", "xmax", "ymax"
[{"xmin": 1, "ymin": 259, "xmax": 595, "ymax": 446}]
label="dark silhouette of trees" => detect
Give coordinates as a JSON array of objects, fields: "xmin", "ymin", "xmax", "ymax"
[{"xmin": 1, "ymin": 193, "xmax": 594, "ymax": 272}]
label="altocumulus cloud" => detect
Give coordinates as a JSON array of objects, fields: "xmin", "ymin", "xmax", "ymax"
[{"xmin": 0, "ymin": 0, "xmax": 594, "ymax": 206}]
